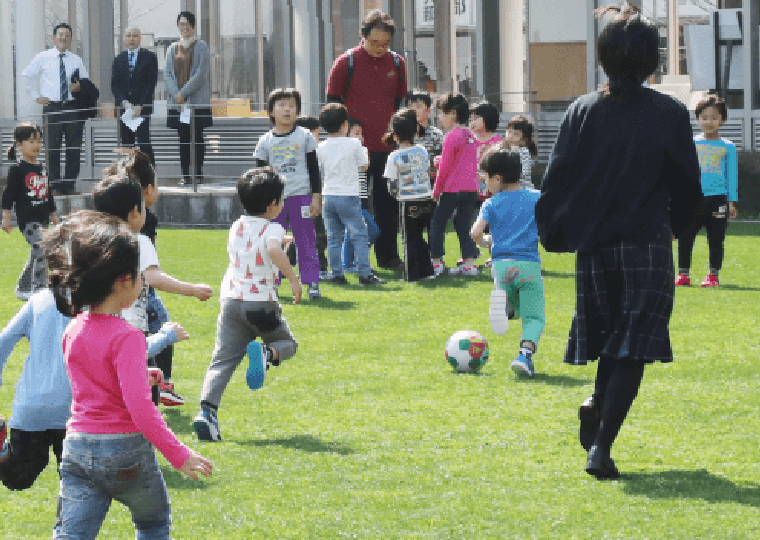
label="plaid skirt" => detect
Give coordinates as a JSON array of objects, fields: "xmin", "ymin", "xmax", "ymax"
[{"xmin": 565, "ymin": 224, "xmax": 675, "ymax": 365}]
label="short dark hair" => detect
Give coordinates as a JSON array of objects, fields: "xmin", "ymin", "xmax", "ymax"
[
  {"xmin": 102, "ymin": 148, "xmax": 156, "ymax": 190},
  {"xmin": 361, "ymin": 10, "xmax": 395, "ymax": 37},
  {"xmin": 93, "ymin": 174, "xmax": 143, "ymax": 222},
  {"xmin": 295, "ymin": 115, "xmax": 320, "ymax": 131},
  {"xmin": 177, "ymin": 11, "xmax": 196, "ymax": 27},
  {"xmin": 695, "ymin": 94, "xmax": 727, "ymax": 121},
  {"xmin": 436, "ymin": 92, "xmax": 470, "ymax": 125},
  {"xmin": 407, "ymin": 89, "xmax": 432, "ymax": 108},
  {"xmin": 53, "ymin": 23, "xmax": 73, "ymax": 36},
  {"xmin": 382, "ymin": 108, "xmax": 420, "ymax": 147},
  {"xmin": 479, "ymin": 147, "xmax": 522, "ymax": 185},
  {"xmin": 597, "ymin": 8, "xmax": 659, "ymax": 104},
  {"xmin": 266, "ymin": 88, "xmax": 302, "ymax": 124},
  {"xmin": 42, "ymin": 210, "xmax": 139, "ymax": 317},
  {"xmin": 238, "ymin": 167, "xmax": 285, "ymax": 215},
  {"xmin": 347, "ymin": 117, "xmax": 362, "ymax": 131},
  {"xmin": 470, "ymin": 102, "xmax": 500, "ymax": 132},
  {"xmin": 319, "ymin": 103, "xmax": 349, "ymax": 134}
]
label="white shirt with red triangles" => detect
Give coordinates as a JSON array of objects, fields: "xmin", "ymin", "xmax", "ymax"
[{"xmin": 221, "ymin": 215, "xmax": 286, "ymax": 302}]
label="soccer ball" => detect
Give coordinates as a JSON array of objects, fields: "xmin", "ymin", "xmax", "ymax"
[{"xmin": 445, "ymin": 330, "xmax": 489, "ymax": 373}]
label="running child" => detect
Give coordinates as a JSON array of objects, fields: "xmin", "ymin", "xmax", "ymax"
[
  {"xmin": 2, "ymin": 122, "xmax": 59, "ymax": 301},
  {"xmin": 254, "ymin": 88, "xmax": 323, "ymax": 300},
  {"xmin": 470, "ymin": 102, "xmax": 503, "ymax": 200},
  {"xmin": 43, "ymin": 210, "xmax": 211, "ymax": 538},
  {"xmin": 193, "ymin": 167, "xmax": 301, "ymax": 442},
  {"xmin": 429, "ymin": 92, "xmax": 480, "ymax": 277},
  {"xmin": 317, "ymin": 103, "xmax": 384, "ymax": 285},
  {"xmin": 675, "ymin": 94, "xmax": 738, "ymax": 288},
  {"xmin": 504, "ymin": 115, "xmax": 539, "ymax": 189},
  {"xmin": 471, "ymin": 147, "xmax": 545, "ymax": 377}
]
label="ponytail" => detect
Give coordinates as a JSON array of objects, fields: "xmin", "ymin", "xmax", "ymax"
[
  {"xmin": 526, "ymin": 140, "xmax": 538, "ymax": 158},
  {"xmin": 7, "ymin": 145, "xmax": 16, "ymax": 161}
]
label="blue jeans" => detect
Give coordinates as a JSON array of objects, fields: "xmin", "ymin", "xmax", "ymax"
[
  {"xmin": 146, "ymin": 286, "xmax": 170, "ymax": 335},
  {"xmin": 429, "ymin": 191, "xmax": 479, "ymax": 260},
  {"xmin": 342, "ymin": 208, "xmax": 380, "ymax": 269},
  {"xmin": 56, "ymin": 433, "xmax": 172, "ymax": 539},
  {"xmin": 323, "ymin": 195, "xmax": 372, "ymax": 277}
]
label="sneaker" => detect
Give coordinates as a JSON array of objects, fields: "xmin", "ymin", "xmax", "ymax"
[
  {"xmin": 246, "ymin": 341, "xmax": 268, "ymax": 390},
  {"xmin": 674, "ymin": 273, "xmax": 692, "ymax": 287},
  {"xmin": 344, "ymin": 266, "xmax": 358, "ymax": 274},
  {"xmin": 433, "ymin": 263, "xmax": 446, "ymax": 277},
  {"xmin": 193, "ymin": 405, "xmax": 222, "ymax": 442},
  {"xmin": 322, "ymin": 273, "xmax": 348, "ymax": 285},
  {"xmin": 0, "ymin": 414, "xmax": 6, "ymax": 451},
  {"xmin": 511, "ymin": 352, "xmax": 535, "ymax": 377},
  {"xmin": 319, "ymin": 270, "xmax": 331, "ymax": 280},
  {"xmin": 358, "ymin": 273, "xmax": 386, "ymax": 285},
  {"xmin": 307, "ymin": 283, "xmax": 322, "ymax": 299},
  {"xmin": 488, "ymin": 289, "xmax": 509, "ymax": 335},
  {"xmin": 449, "ymin": 265, "xmax": 478, "ymax": 277},
  {"xmin": 700, "ymin": 273, "xmax": 719, "ymax": 287},
  {"xmin": 160, "ymin": 383, "xmax": 185, "ymax": 406}
]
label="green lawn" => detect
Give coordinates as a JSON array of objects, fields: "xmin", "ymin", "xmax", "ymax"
[{"xmin": 1, "ymin": 224, "xmax": 759, "ymax": 538}]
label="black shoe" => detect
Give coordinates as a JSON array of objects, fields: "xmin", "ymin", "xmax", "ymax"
[
  {"xmin": 585, "ymin": 445, "xmax": 620, "ymax": 480},
  {"xmin": 579, "ymin": 395, "xmax": 599, "ymax": 452},
  {"xmin": 323, "ymin": 274, "xmax": 348, "ymax": 285},
  {"xmin": 359, "ymin": 274, "xmax": 386, "ymax": 285}
]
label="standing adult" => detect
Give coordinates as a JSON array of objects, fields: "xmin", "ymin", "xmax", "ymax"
[
  {"xmin": 326, "ymin": 9, "xmax": 407, "ymax": 270},
  {"xmin": 22, "ymin": 23, "xmax": 88, "ymax": 195},
  {"xmin": 111, "ymin": 27, "xmax": 158, "ymax": 165},
  {"xmin": 535, "ymin": 5, "xmax": 703, "ymax": 479},
  {"xmin": 164, "ymin": 11, "xmax": 212, "ymax": 185}
]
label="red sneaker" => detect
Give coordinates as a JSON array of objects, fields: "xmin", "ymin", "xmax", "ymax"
[
  {"xmin": 700, "ymin": 274, "xmax": 719, "ymax": 288},
  {"xmin": 674, "ymin": 273, "xmax": 692, "ymax": 287},
  {"xmin": 0, "ymin": 414, "xmax": 7, "ymax": 451},
  {"xmin": 159, "ymin": 383, "xmax": 185, "ymax": 406}
]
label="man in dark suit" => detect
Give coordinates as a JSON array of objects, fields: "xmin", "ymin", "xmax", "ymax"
[{"xmin": 111, "ymin": 27, "xmax": 158, "ymax": 164}]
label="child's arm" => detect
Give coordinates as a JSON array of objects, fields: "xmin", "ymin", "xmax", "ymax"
[
  {"xmin": 267, "ymin": 239, "xmax": 302, "ymax": 304},
  {"xmin": 0, "ymin": 301, "xmax": 32, "ymax": 386},
  {"xmin": 728, "ymin": 143, "xmax": 738, "ymax": 218},
  {"xmin": 1, "ymin": 209, "xmax": 12, "ymax": 233},
  {"xmin": 470, "ymin": 216, "xmax": 492, "ymax": 248},
  {"xmin": 306, "ymin": 150, "xmax": 322, "ymax": 217},
  {"xmin": 143, "ymin": 266, "xmax": 213, "ymax": 301},
  {"xmin": 146, "ymin": 322, "xmax": 189, "ymax": 359},
  {"xmin": 433, "ymin": 131, "xmax": 459, "ymax": 200}
]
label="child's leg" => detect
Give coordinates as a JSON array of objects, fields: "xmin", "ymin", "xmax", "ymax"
[
  {"xmin": 147, "ymin": 288, "xmax": 174, "ymax": 382},
  {"xmin": 16, "ymin": 222, "xmax": 47, "ymax": 299},
  {"xmin": 342, "ymin": 228, "xmax": 356, "ymax": 270},
  {"xmin": 198, "ymin": 300, "xmax": 259, "ymax": 408},
  {"xmin": 705, "ymin": 213, "xmax": 728, "ymax": 275},
  {"xmin": 363, "ymin": 208, "xmax": 380, "ymax": 246},
  {"xmin": 323, "ymin": 196, "xmax": 348, "ymax": 276},
  {"xmin": 290, "ymin": 194, "xmax": 320, "ymax": 285},
  {"xmin": 676, "ymin": 220, "xmax": 701, "ymax": 274},
  {"xmin": 429, "ymin": 193, "xmax": 458, "ymax": 262},
  {"xmin": 340, "ymin": 199, "xmax": 372, "ymax": 277},
  {"xmin": 0, "ymin": 429, "xmax": 52, "ymax": 490},
  {"xmin": 314, "ymin": 214, "xmax": 329, "ymax": 272},
  {"xmin": 255, "ymin": 302, "xmax": 299, "ymax": 364},
  {"xmin": 515, "ymin": 261, "xmax": 546, "ymax": 349}
]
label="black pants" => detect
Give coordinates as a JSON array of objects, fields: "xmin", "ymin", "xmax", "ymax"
[
  {"xmin": 0, "ymin": 428, "xmax": 65, "ymax": 490},
  {"xmin": 592, "ymin": 356, "xmax": 646, "ymax": 453},
  {"xmin": 401, "ymin": 201, "xmax": 435, "ymax": 281},
  {"xmin": 175, "ymin": 124, "xmax": 206, "ymax": 181},
  {"xmin": 118, "ymin": 114, "xmax": 155, "ymax": 166},
  {"xmin": 369, "ymin": 151, "xmax": 399, "ymax": 266},
  {"xmin": 677, "ymin": 195, "xmax": 728, "ymax": 272},
  {"xmin": 44, "ymin": 103, "xmax": 85, "ymax": 194}
]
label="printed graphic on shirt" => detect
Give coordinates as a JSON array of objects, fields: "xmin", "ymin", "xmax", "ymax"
[
  {"xmin": 697, "ymin": 144, "xmax": 727, "ymax": 175},
  {"xmin": 25, "ymin": 171, "xmax": 49, "ymax": 202},
  {"xmin": 270, "ymin": 143, "xmax": 300, "ymax": 177}
]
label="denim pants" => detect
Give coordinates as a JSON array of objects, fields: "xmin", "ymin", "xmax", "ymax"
[
  {"xmin": 429, "ymin": 191, "xmax": 479, "ymax": 260},
  {"xmin": 56, "ymin": 433, "xmax": 172, "ymax": 539},
  {"xmin": 342, "ymin": 208, "xmax": 379, "ymax": 270},
  {"xmin": 323, "ymin": 195, "xmax": 372, "ymax": 277}
]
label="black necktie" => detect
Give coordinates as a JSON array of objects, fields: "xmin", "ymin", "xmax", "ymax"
[{"xmin": 59, "ymin": 53, "xmax": 68, "ymax": 101}]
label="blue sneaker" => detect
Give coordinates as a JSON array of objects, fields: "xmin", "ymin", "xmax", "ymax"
[
  {"xmin": 511, "ymin": 352, "xmax": 535, "ymax": 377},
  {"xmin": 246, "ymin": 341, "xmax": 268, "ymax": 390},
  {"xmin": 193, "ymin": 405, "xmax": 222, "ymax": 442}
]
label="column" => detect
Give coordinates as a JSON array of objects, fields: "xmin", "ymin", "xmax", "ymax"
[
  {"xmin": 15, "ymin": 0, "xmax": 47, "ymax": 121},
  {"xmin": 293, "ymin": 0, "xmax": 320, "ymax": 116},
  {"xmin": 586, "ymin": 0, "xmax": 597, "ymax": 93},
  {"xmin": 434, "ymin": 0, "xmax": 455, "ymax": 94},
  {"xmin": 85, "ymin": 0, "xmax": 115, "ymax": 112},
  {"xmin": 0, "ymin": 0, "xmax": 14, "ymax": 118},
  {"xmin": 501, "ymin": 0, "xmax": 524, "ymax": 112},
  {"xmin": 742, "ymin": 0, "xmax": 759, "ymax": 148}
]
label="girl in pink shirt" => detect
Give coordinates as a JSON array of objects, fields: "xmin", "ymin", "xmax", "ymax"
[
  {"xmin": 43, "ymin": 210, "xmax": 212, "ymax": 539},
  {"xmin": 430, "ymin": 92, "xmax": 480, "ymax": 277}
]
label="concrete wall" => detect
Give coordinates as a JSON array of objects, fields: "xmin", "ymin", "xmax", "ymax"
[{"xmin": 529, "ymin": 0, "xmax": 586, "ymax": 43}]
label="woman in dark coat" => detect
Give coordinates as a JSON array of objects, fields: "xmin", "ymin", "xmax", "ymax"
[{"xmin": 535, "ymin": 4, "xmax": 703, "ymax": 479}]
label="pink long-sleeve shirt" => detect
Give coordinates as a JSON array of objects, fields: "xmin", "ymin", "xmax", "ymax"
[
  {"xmin": 432, "ymin": 126, "xmax": 479, "ymax": 199},
  {"xmin": 63, "ymin": 313, "xmax": 191, "ymax": 470}
]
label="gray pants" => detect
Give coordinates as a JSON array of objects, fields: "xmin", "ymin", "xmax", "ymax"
[
  {"xmin": 17, "ymin": 222, "xmax": 47, "ymax": 300},
  {"xmin": 200, "ymin": 299, "xmax": 298, "ymax": 407}
]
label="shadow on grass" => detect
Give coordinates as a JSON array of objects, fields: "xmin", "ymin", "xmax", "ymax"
[
  {"xmin": 235, "ymin": 434, "xmax": 355, "ymax": 455},
  {"xmin": 621, "ymin": 469, "xmax": 760, "ymax": 507},
  {"xmin": 280, "ymin": 296, "xmax": 357, "ymax": 310},
  {"xmin": 162, "ymin": 409, "xmax": 195, "ymax": 436},
  {"xmin": 542, "ymin": 270, "xmax": 575, "ymax": 279},
  {"xmin": 528, "ymin": 373, "xmax": 590, "ymax": 386},
  {"xmin": 716, "ymin": 284, "xmax": 760, "ymax": 292},
  {"xmin": 161, "ymin": 466, "xmax": 212, "ymax": 490}
]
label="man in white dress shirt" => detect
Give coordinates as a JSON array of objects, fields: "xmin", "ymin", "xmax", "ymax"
[{"xmin": 22, "ymin": 23, "xmax": 89, "ymax": 195}]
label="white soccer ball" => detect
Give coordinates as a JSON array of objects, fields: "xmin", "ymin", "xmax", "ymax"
[{"xmin": 445, "ymin": 330, "xmax": 489, "ymax": 373}]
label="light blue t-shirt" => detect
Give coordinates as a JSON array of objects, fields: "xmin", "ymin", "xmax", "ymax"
[
  {"xmin": 479, "ymin": 188, "xmax": 541, "ymax": 263},
  {"xmin": 0, "ymin": 289, "xmax": 72, "ymax": 430},
  {"xmin": 694, "ymin": 135, "xmax": 738, "ymax": 201}
]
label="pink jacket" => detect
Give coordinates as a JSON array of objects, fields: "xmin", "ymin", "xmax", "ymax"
[{"xmin": 433, "ymin": 126, "xmax": 479, "ymax": 199}]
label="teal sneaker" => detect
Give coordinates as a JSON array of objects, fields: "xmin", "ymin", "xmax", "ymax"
[
  {"xmin": 510, "ymin": 352, "xmax": 535, "ymax": 377},
  {"xmin": 193, "ymin": 404, "xmax": 222, "ymax": 442},
  {"xmin": 246, "ymin": 341, "xmax": 268, "ymax": 390}
]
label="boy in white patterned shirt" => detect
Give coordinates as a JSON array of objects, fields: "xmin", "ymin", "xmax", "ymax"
[{"xmin": 193, "ymin": 167, "xmax": 301, "ymax": 442}]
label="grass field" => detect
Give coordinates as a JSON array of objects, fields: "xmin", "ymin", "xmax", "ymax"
[{"xmin": 1, "ymin": 223, "xmax": 759, "ymax": 538}]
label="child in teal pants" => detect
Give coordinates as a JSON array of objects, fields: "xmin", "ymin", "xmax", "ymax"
[{"xmin": 470, "ymin": 146, "xmax": 545, "ymax": 377}]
